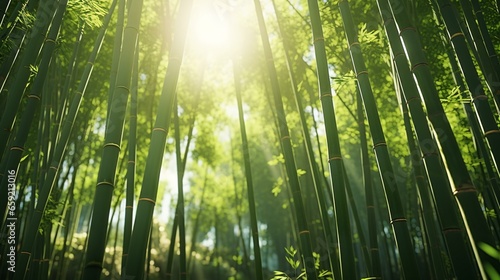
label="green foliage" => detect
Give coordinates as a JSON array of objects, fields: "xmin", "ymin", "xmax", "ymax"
[
  {"xmin": 480, "ymin": 243, "xmax": 500, "ymax": 279},
  {"xmin": 67, "ymin": 0, "xmax": 106, "ymax": 28},
  {"xmin": 271, "ymin": 246, "xmax": 333, "ymax": 280}
]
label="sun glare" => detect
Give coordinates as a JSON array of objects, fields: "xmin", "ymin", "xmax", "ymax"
[{"xmin": 189, "ymin": 1, "xmax": 233, "ymax": 53}]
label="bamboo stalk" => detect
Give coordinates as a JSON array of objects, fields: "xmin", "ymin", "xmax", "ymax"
[
  {"xmin": 124, "ymin": 0, "xmax": 193, "ymax": 277},
  {"xmin": 252, "ymin": 0, "xmax": 317, "ymax": 278},
  {"xmin": 305, "ymin": 0, "xmax": 356, "ymax": 277},
  {"xmin": 338, "ymin": 1, "xmax": 420, "ymax": 278},
  {"xmin": 233, "ymin": 55, "xmax": 264, "ymax": 280}
]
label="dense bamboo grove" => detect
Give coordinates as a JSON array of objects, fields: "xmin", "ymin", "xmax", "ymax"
[{"xmin": 0, "ymin": 0, "xmax": 500, "ymax": 279}]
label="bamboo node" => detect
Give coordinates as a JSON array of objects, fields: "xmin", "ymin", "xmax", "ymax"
[
  {"xmin": 153, "ymin": 127, "xmax": 168, "ymax": 134},
  {"xmin": 27, "ymin": 94, "xmax": 41, "ymax": 100},
  {"xmin": 411, "ymin": 62, "xmax": 428, "ymax": 72},
  {"xmin": 97, "ymin": 181, "xmax": 114, "ymax": 188},
  {"xmin": 85, "ymin": 261, "xmax": 103, "ymax": 268},
  {"xmin": 103, "ymin": 142, "xmax": 121, "ymax": 150},
  {"xmin": 422, "ymin": 152, "xmax": 438, "ymax": 158},
  {"xmin": 390, "ymin": 218, "xmax": 407, "ymax": 224},
  {"xmin": 372, "ymin": 142, "xmax": 387, "ymax": 149},
  {"xmin": 349, "ymin": 41, "xmax": 360, "ymax": 48},
  {"xmin": 405, "ymin": 96, "xmax": 420, "ymax": 104},
  {"xmin": 314, "ymin": 37, "xmax": 324, "ymax": 43},
  {"xmin": 116, "ymin": 85, "xmax": 130, "ymax": 92},
  {"xmin": 281, "ymin": 135, "xmax": 291, "ymax": 141},
  {"xmin": 472, "ymin": 94, "xmax": 487, "ymax": 101},
  {"xmin": 87, "ymin": 61, "xmax": 94, "ymax": 67},
  {"xmin": 443, "ymin": 227, "xmax": 461, "ymax": 233},
  {"xmin": 128, "ymin": 160, "xmax": 135, "ymax": 164},
  {"xmin": 126, "ymin": 206, "xmax": 133, "ymax": 209},
  {"xmin": 139, "ymin": 198, "xmax": 156, "ymax": 205},
  {"xmin": 20, "ymin": 251, "xmax": 31, "ymax": 256},
  {"xmin": 49, "ymin": 165, "xmax": 58, "ymax": 171},
  {"xmin": 328, "ymin": 156, "xmax": 342, "ymax": 162},
  {"xmin": 299, "ymin": 230, "xmax": 310, "ymax": 234},
  {"xmin": 45, "ymin": 38, "xmax": 56, "ymax": 44},
  {"xmin": 399, "ymin": 26, "xmax": 416, "ymax": 35},
  {"xmin": 453, "ymin": 186, "xmax": 476, "ymax": 195},
  {"xmin": 75, "ymin": 91, "xmax": 83, "ymax": 96},
  {"xmin": 449, "ymin": 32, "xmax": 464, "ymax": 40},
  {"xmin": 383, "ymin": 18, "xmax": 394, "ymax": 26},
  {"xmin": 10, "ymin": 146, "xmax": 24, "ymax": 151},
  {"xmin": 124, "ymin": 25, "xmax": 139, "ymax": 33},
  {"xmin": 357, "ymin": 71, "xmax": 368, "ymax": 77},
  {"xmin": 484, "ymin": 130, "xmax": 500, "ymax": 136},
  {"xmin": 321, "ymin": 92, "xmax": 333, "ymax": 99},
  {"xmin": 392, "ymin": 52, "xmax": 405, "ymax": 60}
]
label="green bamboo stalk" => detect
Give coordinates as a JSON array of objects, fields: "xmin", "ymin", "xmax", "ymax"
[
  {"xmin": 7, "ymin": 0, "xmax": 72, "ymax": 277},
  {"xmin": 105, "ymin": 0, "xmax": 125, "ymax": 126},
  {"xmin": 0, "ymin": 0, "xmax": 67, "ymax": 223},
  {"xmin": 342, "ymin": 163, "xmax": 372, "ymax": 277},
  {"xmin": 0, "ymin": 0, "xmax": 58, "ymax": 160},
  {"xmin": 469, "ymin": 0, "xmax": 500, "ymax": 83},
  {"xmin": 252, "ymin": 0, "xmax": 316, "ymax": 278},
  {"xmin": 305, "ymin": 0, "xmax": 357, "ymax": 278},
  {"xmin": 388, "ymin": 0, "xmax": 499, "ymax": 277},
  {"xmin": 122, "ymin": 35, "xmax": 139, "ymax": 274},
  {"xmin": 0, "ymin": 0, "xmax": 10, "ymax": 27},
  {"xmin": 123, "ymin": 0, "xmax": 193, "ymax": 277},
  {"xmin": 455, "ymin": 0, "xmax": 500, "ymax": 114},
  {"xmin": 432, "ymin": 1, "xmax": 500, "ymax": 275},
  {"xmin": 356, "ymin": 89, "xmax": 382, "ymax": 278},
  {"xmin": 397, "ymin": 77, "xmax": 448, "ymax": 280},
  {"xmin": 229, "ymin": 136, "xmax": 250, "ymax": 275},
  {"xmin": 233, "ymin": 56, "xmax": 264, "ymax": 280},
  {"xmin": 434, "ymin": 0, "xmax": 500, "ymax": 177},
  {"xmin": 378, "ymin": 0, "xmax": 479, "ymax": 277},
  {"xmin": 173, "ymin": 100, "xmax": 187, "ymax": 279},
  {"xmin": 272, "ymin": 0, "xmax": 338, "ymax": 275},
  {"xmin": 338, "ymin": 1, "xmax": 420, "ymax": 278}
]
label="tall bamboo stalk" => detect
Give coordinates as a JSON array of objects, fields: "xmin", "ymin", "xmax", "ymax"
[
  {"xmin": 338, "ymin": 1, "xmax": 420, "ymax": 278},
  {"xmin": 233, "ymin": 55, "xmax": 264, "ymax": 280},
  {"xmin": 434, "ymin": 0, "xmax": 500, "ymax": 176},
  {"xmin": 378, "ymin": 0, "xmax": 479, "ymax": 277},
  {"xmin": 356, "ymin": 89, "xmax": 382, "ymax": 278},
  {"xmin": 173, "ymin": 99, "xmax": 187, "ymax": 279},
  {"xmin": 388, "ymin": 0, "xmax": 499, "ymax": 277},
  {"xmin": 122, "ymin": 34, "xmax": 139, "ymax": 274},
  {"xmin": 273, "ymin": 0, "xmax": 338, "ymax": 275},
  {"xmin": 80, "ymin": 0, "xmax": 138, "ymax": 276},
  {"xmin": 0, "ymin": 0, "xmax": 58, "ymax": 160},
  {"xmin": 252, "ymin": 0, "xmax": 317, "ymax": 278},
  {"xmin": 123, "ymin": 0, "xmax": 193, "ymax": 277}
]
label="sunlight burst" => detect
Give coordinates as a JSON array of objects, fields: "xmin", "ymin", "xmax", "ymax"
[{"xmin": 189, "ymin": 1, "xmax": 233, "ymax": 53}]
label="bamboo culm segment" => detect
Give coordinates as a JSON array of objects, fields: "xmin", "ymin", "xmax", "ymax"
[
  {"xmin": 306, "ymin": 0, "xmax": 355, "ymax": 278},
  {"xmin": 252, "ymin": 0, "xmax": 317, "ymax": 278},
  {"xmin": 338, "ymin": 1, "xmax": 420, "ymax": 278},
  {"xmin": 82, "ymin": 0, "xmax": 141, "ymax": 277},
  {"xmin": 377, "ymin": 0, "xmax": 478, "ymax": 277},
  {"xmin": 123, "ymin": 0, "xmax": 193, "ymax": 278},
  {"xmin": 233, "ymin": 58, "xmax": 264, "ymax": 280},
  {"xmin": 434, "ymin": 0, "xmax": 500, "ymax": 177},
  {"xmin": 274, "ymin": 0, "xmax": 338, "ymax": 275},
  {"xmin": 0, "ymin": 0, "xmax": 57, "ymax": 161},
  {"xmin": 433, "ymin": 0, "xmax": 500, "ymax": 275}
]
